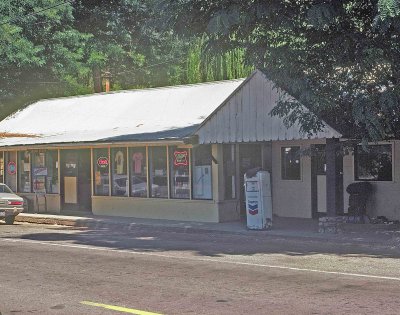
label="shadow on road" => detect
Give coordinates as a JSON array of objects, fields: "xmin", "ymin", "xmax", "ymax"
[{"xmin": 5, "ymin": 224, "xmax": 400, "ymax": 259}]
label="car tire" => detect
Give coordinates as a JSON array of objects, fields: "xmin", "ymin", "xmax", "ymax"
[{"xmin": 5, "ymin": 215, "xmax": 15, "ymax": 225}]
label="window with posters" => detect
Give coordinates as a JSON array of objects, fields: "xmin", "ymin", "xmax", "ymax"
[
  {"xmin": 129, "ymin": 147, "xmax": 147, "ymax": 197},
  {"xmin": 170, "ymin": 146, "xmax": 190, "ymax": 199},
  {"xmin": 5, "ymin": 151, "xmax": 17, "ymax": 192},
  {"xmin": 0, "ymin": 151, "xmax": 3, "ymax": 184},
  {"xmin": 32, "ymin": 151, "xmax": 46, "ymax": 193},
  {"xmin": 149, "ymin": 146, "xmax": 168, "ymax": 198},
  {"xmin": 18, "ymin": 151, "xmax": 31, "ymax": 193},
  {"xmin": 93, "ymin": 148, "xmax": 110, "ymax": 196},
  {"xmin": 111, "ymin": 148, "xmax": 128, "ymax": 196},
  {"xmin": 45, "ymin": 150, "xmax": 59, "ymax": 194}
]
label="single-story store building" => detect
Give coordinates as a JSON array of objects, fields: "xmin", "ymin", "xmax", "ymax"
[{"xmin": 0, "ymin": 70, "xmax": 398, "ymax": 222}]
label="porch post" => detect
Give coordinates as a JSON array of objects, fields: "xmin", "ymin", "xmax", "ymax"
[{"xmin": 326, "ymin": 138, "xmax": 340, "ymax": 217}]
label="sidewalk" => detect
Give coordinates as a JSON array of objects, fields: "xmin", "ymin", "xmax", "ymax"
[{"xmin": 15, "ymin": 213, "xmax": 400, "ymax": 248}]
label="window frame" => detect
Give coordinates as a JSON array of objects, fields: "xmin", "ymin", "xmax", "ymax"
[
  {"xmin": 111, "ymin": 147, "xmax": 129, "ymax": 197},
  {"xmin": 93, "ymin": 147, "xmax": 111, "ymax": 196},
  {"xmin": 191, "ymin": 145, "xmax": 213, "ymax": 200},
  {"xmin": 0, "ymin": 151, "xmax": 4, "ymax": 184},
  {"xmin": 148, "ymin": 146, "xmax": 169, "ymax": 199},
  {"xmin": 354, "ymin": 143, "xmax": 394, "ymax": 182},
  {"xmin": 44, "ymin": 149, "xmax": 59, "ymax": 194},
  {"xmin": 17, "ymin": 150, "xmax": 32, "ymax": 193},
  {"xmin": 129, "ymin": 146, "xmax": 148, "ymax": 198},
  {"xmin": 169, "ymin": 146, "xmax": 191, "ymax": 200}
]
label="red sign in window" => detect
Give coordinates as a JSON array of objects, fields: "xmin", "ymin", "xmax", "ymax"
[
  {"xmin": 174, "ymin": 151, "xmax": 188, "ymax": 166},
  {"xmin": 97, "ymin": 157, "xmax": 109, "ymax": 168},
  {"xmin": 7, "ymin": 161, "xmax": 16, "ymax": 175}
]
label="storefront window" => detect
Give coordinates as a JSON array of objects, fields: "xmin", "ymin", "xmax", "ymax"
[
  {"xmin": 170, "ymin": 147, "xmax": 190, "ymax": 199},
  {"xmin": 45, "ymin": 150, "xmax": 59, "ymax": 194},
  {"xmin": 223, "ymin": 144, "xmax": 236, "ymax": 199},
  {"xmin": 281, "ymin": 146, "xmax": 301, "ymax": 180},
  {"xmin": 93, "ymin": 148, "xmax": 110, "ymax": 196},
  {"xmin": 129, "ymin": 147, "xmax": 147, "ymax": 197},
  {"xmin": 149, "ymin": 146, "xmax": 168, "ymax": 198},
  {"xmin": 5, "ymin": 151, "xmax": 17, "ymax": 192},
  {"xmin": 0, "ymin": 152, "xmax": 4, "ymax": 184},
  {"xmin": 192, "ymin": 145, "xmax": 212, "ymax": 200},
  {"xmin": 111, "ymin": 148, "xmax": 128, "ymax": 196},
  {"xmin": 18, "ymin": 151, "xmax": 31, "ymax": 192},
  {"xmin": 355, "ymin": 144, "xmax": 392, "ymax": 181},
  {"xmin": 32, "ymin": 151, "xmax": 46, "ymax": 193}
]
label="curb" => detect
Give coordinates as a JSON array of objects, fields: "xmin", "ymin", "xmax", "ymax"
[{"xmin": 15, "ymin": 214, "xmax": 247, "ymax": 235}]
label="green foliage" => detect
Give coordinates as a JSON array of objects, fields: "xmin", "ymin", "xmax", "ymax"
[
  {"xmin": 186, "ymin": 36, "xmax": 253, "ymax": 83},
  {"xmin": 378, "ymin": 0, "xmax": 400, "ymax": 20},
  {"xmin": 158, "ymin": 0, "xmax": 400, "ymax": 142}
]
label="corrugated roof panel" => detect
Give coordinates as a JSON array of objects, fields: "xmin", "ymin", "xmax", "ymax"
[{"xmin": 0, "ymin": 79, "xmax": 245, "ymax": 147}]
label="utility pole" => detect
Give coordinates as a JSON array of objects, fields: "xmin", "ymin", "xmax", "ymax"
[{"xmin": 102, "ymin": 71, "xmax": 112, "ymax": 92}]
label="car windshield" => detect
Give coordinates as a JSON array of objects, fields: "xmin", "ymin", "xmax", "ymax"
[{"xmin": 0, "ymin": 184, "xmax": 13, "ymax": 194}]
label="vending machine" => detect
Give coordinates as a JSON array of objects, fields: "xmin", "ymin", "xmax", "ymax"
[{"xmin": 244, "ymin": 170, "xmax": 272, "ymax": 230}]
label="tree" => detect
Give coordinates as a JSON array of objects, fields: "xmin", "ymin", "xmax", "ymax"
[
  {"xmin": 157, "ymin": 0, "xmax": 400, "ymax": 142},
  {"xmin": 0, "ymin": 0, "xmax": 185, "ymax": 119},
  {"xmin": 0, "ymin": 0, "xmax": 88, "ymax": 117},
  {"xmin": 186, "ymin": 35, "xmax": 253, "ymax": 83}
]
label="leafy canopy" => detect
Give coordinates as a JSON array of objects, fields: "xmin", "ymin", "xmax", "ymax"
[{"xmin": 158, "ymin": 0, "xmax": 400, "ymax": 142}]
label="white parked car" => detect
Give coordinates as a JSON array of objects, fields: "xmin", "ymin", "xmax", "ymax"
[{"xmin": 0, "ymin": 183, "xmax": 24, "ymax": 225}]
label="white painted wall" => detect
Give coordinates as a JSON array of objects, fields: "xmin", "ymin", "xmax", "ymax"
[{"xmin": 271, "ymin": 140, "xmax": 324, "ymax": 218}]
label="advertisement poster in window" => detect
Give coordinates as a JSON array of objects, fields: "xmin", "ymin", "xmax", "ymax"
[
  {"xmin": 174, "ymin": 151, "xmax": 188, "ymax": 166},
  {"xmin": 7, "ymin": 161, "xmax": 16, "ymax": 175}
]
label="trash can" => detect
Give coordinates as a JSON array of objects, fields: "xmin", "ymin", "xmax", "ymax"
[{"xmin": 346, "ymin": 182, "xmax": 372, "ymax": 222}]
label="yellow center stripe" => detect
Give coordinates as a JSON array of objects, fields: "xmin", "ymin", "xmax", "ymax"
[{"xmin": 80, "ymin": 301, "xmax": 164, "ymax": 315}]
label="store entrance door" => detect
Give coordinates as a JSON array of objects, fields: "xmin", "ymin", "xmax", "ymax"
[
  {"xmin": 311, "ymin": 144, "xmax": 344, "ymax": 218},
  {"xmin": 61, "ymin": 149, "xmax": 92, "ymax": 212},
  {"xmin": 239, "ymin": 144, "xmax": 262, "ymax": 219}
]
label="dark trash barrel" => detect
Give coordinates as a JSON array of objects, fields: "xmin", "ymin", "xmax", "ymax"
[{"xmin": 346, "ymin": 182, "xmax": 372, "ymax": 217}]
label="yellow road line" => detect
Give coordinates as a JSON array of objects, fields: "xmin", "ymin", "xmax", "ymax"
[{"xmin": 80, "ymin": 301, "xmax": 163, "ymax": 315}]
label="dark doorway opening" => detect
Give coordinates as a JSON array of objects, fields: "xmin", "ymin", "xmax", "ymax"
[
  {"xmin": 60, "ymin": 149, "xmax": 92, "ymax": 213},
  {"xmin": 311, "ymin": 144, "xmax": 344, "ymax": 218},
  {"xmin": 239, "ymin": 144, "xmax": 262, "ymax": 219}
]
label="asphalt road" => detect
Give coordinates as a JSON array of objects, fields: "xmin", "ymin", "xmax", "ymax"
[{"xmin": 1, "ymin": 222, "xmax": 400, "ymax": 315}]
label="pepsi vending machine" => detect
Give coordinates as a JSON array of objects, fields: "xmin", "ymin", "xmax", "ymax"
[{"xmin": 244, "ymin": 171, "xmax": 272, "ymax": 230}]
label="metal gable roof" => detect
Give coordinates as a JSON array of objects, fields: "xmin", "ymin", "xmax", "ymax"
[{"xmin": 0, "ymin": 79, "xmax": 245, "ymax": 147}]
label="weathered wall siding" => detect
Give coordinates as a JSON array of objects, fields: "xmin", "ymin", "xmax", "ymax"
[
  {"xmin": 256, "ymin": 71, "xmax": 266, "ymax": 139},
  {"xmin": 197, "ymin": 71, "xmax": 340, "ymax": 144},
  {"xmin": 236, "ymin": 93, "xmax": 243, "ymax": 142},
  {"xmin": 242, "ymin": 82, "xmax": 251, "ymax": 142},
  {"xmin": 218, "ymin": 200, "xmax": 241, "ymax": 222},
  {"xmin": 229, "ymin": 95, "xmax": 236, "ymax": 142},
  {"xmin": 264, "ymin": 81, "xmax": 273, "ymax": 142},
  {"xmin": 343, "ymin": 140, "xmax": 400, "ymax": 220},
  {"xmin": 248, "ymin": 77, "xmax": 257, "ymax": 142}
]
